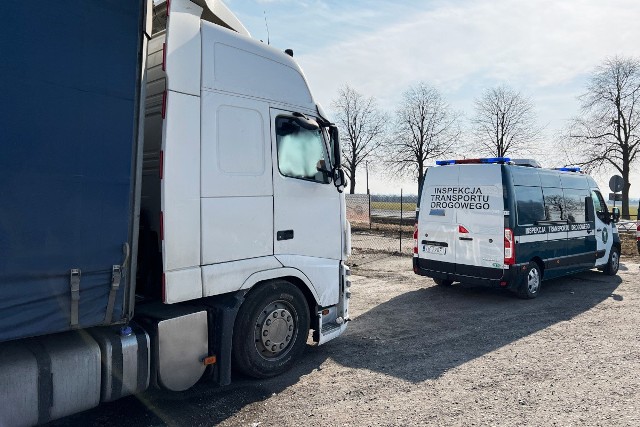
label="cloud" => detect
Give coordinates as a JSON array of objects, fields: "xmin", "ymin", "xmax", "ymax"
[{"xmin": 297, "ymin": 0, "xmax": 640, "ymax": 116}]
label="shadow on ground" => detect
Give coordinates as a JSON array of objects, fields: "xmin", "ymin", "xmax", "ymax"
[
  {"xmin": 47, "ymin": 264, "xmax": 622, "ymax": 426},
  {"xmin": 330, "ymin": 267, "xmax": 622, "ymax": 383},
  {"xmin": 47, "ymin": 338, "xmax": 330, "ymax": 427}
]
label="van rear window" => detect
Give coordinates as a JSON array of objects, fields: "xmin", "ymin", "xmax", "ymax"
[{"xmin": 514, "ymin": 186, "xmax": 545, "ymax": 225}]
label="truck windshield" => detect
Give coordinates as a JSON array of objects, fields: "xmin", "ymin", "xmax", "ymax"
[{"xmin": 276, "ymin": 116, "xmax": 329, "ymax": 183}]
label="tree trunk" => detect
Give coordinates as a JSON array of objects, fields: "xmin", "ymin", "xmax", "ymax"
[
  {"xmin": 349, "ymin": 174, "xmax": 356, "ymax": 194},
  {"xmin": 622, "ymin": 155, "xmax": 630, "ymax": 219}
]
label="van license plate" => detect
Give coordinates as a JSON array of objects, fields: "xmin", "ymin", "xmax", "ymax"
[{"xmin": 424, "ymin": 245, "xmax": 446, "ymax": 255}]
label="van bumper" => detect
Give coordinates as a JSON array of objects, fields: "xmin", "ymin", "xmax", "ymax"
[{"xmin": 413, "ymin": 257, "xmax": 525, "ymax": 289}]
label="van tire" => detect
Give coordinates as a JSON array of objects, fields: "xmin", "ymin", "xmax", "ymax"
[
  {"xmin": 603, "ymin": 247, "xmax": 620, "ymax": 276},
  {"xmin": 516, "ymin": 262, "xmax": 542, "ymax": 299},
  {"xmin": 433, "ymin": 278, "xmax": 453, "ymax": 286},
  {"xmin": 232, "ymin": 280, "xmax": 310, "ymax": 378}
]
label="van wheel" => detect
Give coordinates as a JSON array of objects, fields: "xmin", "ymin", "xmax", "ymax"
[
  {"xmin": 433, "ymin": 278, "xmax": 453, "ymax": 286},
  {"xmin": 604, "ymin": 247, "xmax": 620, "ymax": 276},
  {"xmin": 232, "ymin": 280, "xmax": 310, "ymax": 378},
  {"xmin": 516, "ymin": 262, "xmax": 541, "ymax": 299}
]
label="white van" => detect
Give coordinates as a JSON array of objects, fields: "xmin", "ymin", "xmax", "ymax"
[{"xmin": 413, "ymin": 158, "xmax": 621, "ymax": 298}]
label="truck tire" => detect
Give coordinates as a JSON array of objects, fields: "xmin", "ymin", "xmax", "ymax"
[
  {"xmin": 433, "ymin": 278, "xmax": 453, "ymax": 286},
  {"xmin": 516, "ymin": 262, "xmax": 541, "ymax": 299},
  {"xmin": 603, "ymin": 246, "xmax": 620, "ymax": 276},
  {"xmin": 232, "ymin": 280, "xmax": 310, "ymax": 378}
]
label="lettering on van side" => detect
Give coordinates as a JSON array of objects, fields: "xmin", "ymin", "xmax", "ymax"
[
  {"xmin": 524, "ymin": 223, "xmax": 592, "ymax": 235},
  {"xmin": 430, "ymin": 187, "xmax": 490, "ymax": 210}
]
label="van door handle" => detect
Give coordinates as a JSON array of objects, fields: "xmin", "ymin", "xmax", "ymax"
[
  {"xmin": 277, "ymin": 230, "xmax": 294, "ymax": 241},
  {"xmin": 596, "ymin": 228, "xmax": 602, "ymax": 232},
  {"xmin": 459, "ymin": 237, "xmax": 473, "ymax": 241}
]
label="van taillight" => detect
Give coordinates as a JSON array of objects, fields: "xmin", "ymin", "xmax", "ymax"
[
  {"xmin": 413, "ymin": 223, "xmax": 418, "ymax": 255},
  {"xmin": 504, "ymin": 228, "xmax": 515, "ymax": 265}
]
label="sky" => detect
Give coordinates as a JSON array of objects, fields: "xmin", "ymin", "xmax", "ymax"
[{"xmin": 224, "ymin": 0, "xmax": 640, "ymax": 197}]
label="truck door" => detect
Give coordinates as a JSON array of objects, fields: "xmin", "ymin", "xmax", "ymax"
[
  {"xmin": 271, "ymin": 109, "xmax": 343, "ymax": 262},
  {"xmin": 454, "ymin": 165, "xmax": 505, "ymax": 278}
]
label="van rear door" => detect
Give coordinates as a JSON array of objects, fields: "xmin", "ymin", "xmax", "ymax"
[
  {"xmin": 454, "ymin": 165, "xmax": 505, "ymax": 278},
  {"xmin": 418, "ymin": 166, "xmax": 459, "ymax": 274}
]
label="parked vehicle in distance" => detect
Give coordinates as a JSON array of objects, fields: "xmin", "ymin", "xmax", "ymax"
[{"xmin": 413, "ymin": 158, "xmax": 621, "ymax": 299}]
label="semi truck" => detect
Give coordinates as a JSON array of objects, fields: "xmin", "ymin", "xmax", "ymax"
[{"xmin": 0, "ymin": 0, "xmax": 351, "ymax": 425}]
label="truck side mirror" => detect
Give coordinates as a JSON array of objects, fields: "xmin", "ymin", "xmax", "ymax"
[
  {"xmin": 333, "ymin": 168, "xmax": 346, "ymax": 193},
  {"xmin": 329, "ymin": 125, "xmax": 341, "ymax": 169},
  {"xmin": 611, "ymin": 207, "xmax": 620, "ymax": 223}
]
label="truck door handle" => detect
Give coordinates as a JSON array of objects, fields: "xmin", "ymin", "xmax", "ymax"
[
  {"xmin": 277, "ymin": 230, "xmax": 294, "ymax": 241},
  {"xmin": 596, "ymin": 228, "xmax": 602, "ymax": 232},
  {"xmin": 459, "ymin": 237, "xmax": 473, "ymax": 241}
]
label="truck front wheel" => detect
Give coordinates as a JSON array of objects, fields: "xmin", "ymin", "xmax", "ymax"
[{"xmin": 232, "ymin": 280, "xmax": 310, "ymax": 378}]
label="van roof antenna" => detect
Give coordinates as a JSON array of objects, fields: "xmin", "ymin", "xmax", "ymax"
[{"xmin": 264, "ymin": 11, "xmax": 270, "ymax": 45}]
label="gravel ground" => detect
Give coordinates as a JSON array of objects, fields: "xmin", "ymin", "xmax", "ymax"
[{"xmin": 50, "ymin": 255, "xmax": 640, "ymax": 427}]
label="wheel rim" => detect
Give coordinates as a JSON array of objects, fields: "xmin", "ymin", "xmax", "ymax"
[
  {"xmin": 527, "ymin": 267, "xmax": 540, "ymax": 294},
  {"xmin": 254, "ymin": 300, "xmax": 298, "ymax": 360},
  {"xmin": 611, "ymin": 251, "xmax": 619, "ymax": 272}
]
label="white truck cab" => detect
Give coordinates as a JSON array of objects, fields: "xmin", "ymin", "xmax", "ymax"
[{"xmin": 413, "ymin": 158, "xmax": 621, "ymax": 298}]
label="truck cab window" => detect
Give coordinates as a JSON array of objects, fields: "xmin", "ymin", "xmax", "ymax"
[{"xmin": 276, "ymin": 116, "xmax": 329, "ymax": 183}]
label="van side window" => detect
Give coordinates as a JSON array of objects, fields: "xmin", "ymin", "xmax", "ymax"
[
  {"xmin": 563, "ymin": 189, "xmax": 587, "ymax": 223},
  {"xmin": 514, "ymin": 186, "xmax": 545, "ymax": 225},
  {"xmin": 591, "ymin": 190, "xmax": 608, "ymax": 221},
  {"xmin": 543, "ymin": 187, "xmax": 565, "ymax": 221},
  {"xmin": 275, "ymin": 116, "xmax": 329, "ymax": 183}
]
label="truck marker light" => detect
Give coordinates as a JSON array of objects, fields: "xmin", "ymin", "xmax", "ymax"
[
  {"xmin": 500, "ymin": 281, "xmax": 508, "ymax": 287},
  {"xmin": 413, "ymin": 223, "xmax": 419, "ymax": 254},
  {"xmin": 162, "ymin": 42, "xmax": 166, "ymax": 71},
  {"xmin": 637, "ymin": 223, "xmax": 640, "ymax": 241},
  {"xmin": 202, "ymin": 355, "xmax": 217, "ymax": 366},
  {"xmin": 166, "ymin": 0, "xmax": 171, "ymax": 15},
  {"xmin": 159, "ymin": 150, "xmax": 164, "ymax": 179},
  {"xmin": 161, "ymin": 90, "xmax": 167, "ymax": 119},
  {"xmin": 160, "ymin": 211, "xmax": 164, "ymax": 241},
  {"xmin": 504, "ymin": 228, "xmax": 515, "ymax": 265},
  {"xmin": 458, "ymin": 225, "xmax": 470, "ymax": 234}
]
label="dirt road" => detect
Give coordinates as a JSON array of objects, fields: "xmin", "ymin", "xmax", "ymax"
[{"xmin": 51, "ymin": 255, "xmax": 640, "ymax": 426}]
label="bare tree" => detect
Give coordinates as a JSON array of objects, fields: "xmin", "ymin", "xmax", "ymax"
[
  {"xmin": 384, "ymin": 82, "xmax": 460, "ymax": 193},
  {"xmin": 331, "ymin": 85, "xmax": 387, "ymax": 194},
  {"xmin": 472, "ymin": 85, "xmax": 541, "ymax": 157},
  {"xmin": 567, "ymin": 56, "xmax": 640, "ymax": 218}
]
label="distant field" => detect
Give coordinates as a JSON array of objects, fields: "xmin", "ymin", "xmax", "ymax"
[
  {"xmin": 370, "ymin": 201, "xmax": 417, "ymax": 211},
  {"xmin": 608, "ymin": 205, "xmax": 638, "ymax": 219}
]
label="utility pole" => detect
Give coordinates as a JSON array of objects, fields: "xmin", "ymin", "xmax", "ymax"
[{"xmin": 366, "ymin": 161, "xmax": 371, "ymax": 229}]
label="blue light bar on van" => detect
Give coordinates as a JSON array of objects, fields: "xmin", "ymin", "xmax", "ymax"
[
  {"xmin": 555, "ymin": 167, "xmax": 581, "ymax": 172},
  {"xmin": 435, "ymin": 157, "xmax": 511, "ymax": 166}
]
